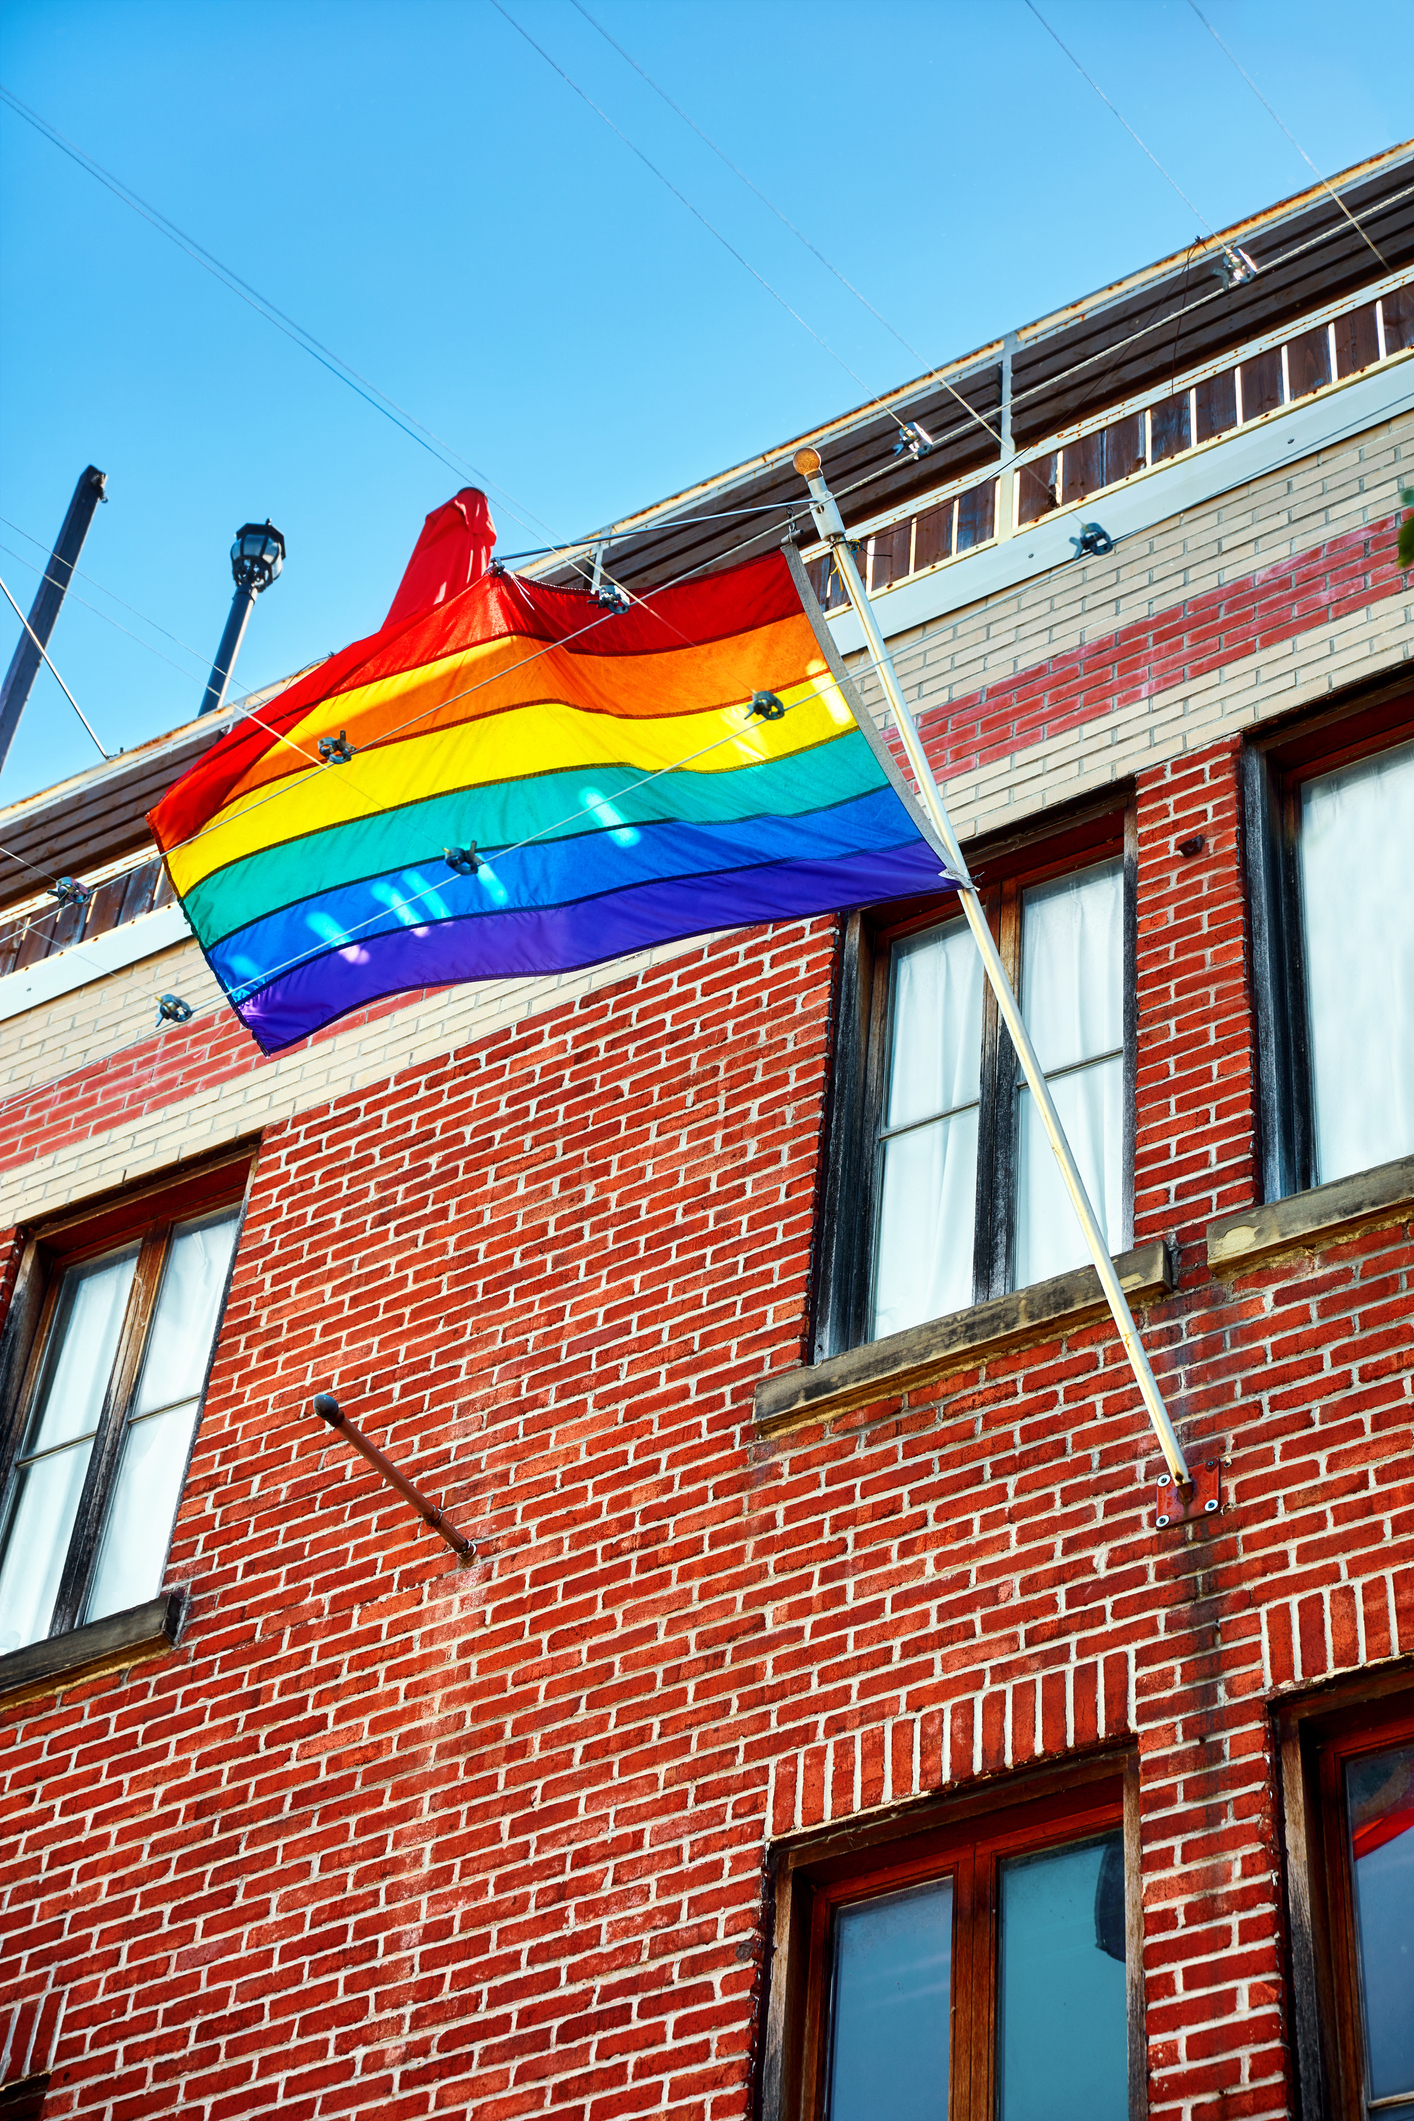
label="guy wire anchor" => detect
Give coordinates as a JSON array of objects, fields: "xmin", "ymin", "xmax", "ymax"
[{"xmin": 310, "ymin": 1393, "xmax": 476, "ymax": 1561}]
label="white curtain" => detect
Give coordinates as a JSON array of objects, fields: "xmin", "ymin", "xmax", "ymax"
[
  {"xmin": 1015, "ymin": 862, "xmax": 1123, "ymax": 1284},
  {"xmin": 872, "ymin": 920, "xmax": 983, "ymax": 1338},
  {"xmin": 0, "ymin": 1247, "xmax": 138, "ymax": 1653},
  {"xmin": 86, "ymin": 1210, "xmax": 239, "ymax": 1625},
  {"xmin": 1299, "ymin": 740, "xmax": 1414, "ymax": 1184}
]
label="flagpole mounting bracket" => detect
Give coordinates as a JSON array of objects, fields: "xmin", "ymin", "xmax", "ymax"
[{"xmin": 1154, "ymin": 1448, "xmax": 1223, "ymax": 1530}]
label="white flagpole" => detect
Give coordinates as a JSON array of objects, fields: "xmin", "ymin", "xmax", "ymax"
[{"xmin": 793, "ymin": 447, "xmax": 1189, "ymax": 1488}]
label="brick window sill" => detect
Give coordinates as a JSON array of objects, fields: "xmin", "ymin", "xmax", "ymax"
[
  {"xmin": 0, "ymin": 1589, "xmax": 187, "ymax": 1709},
  {"xmin": 753, "ymin": 1241, "xmax": 1172, "ymax": 1439},
  {"xmin": 1206, "ymin": 1152, "xmax": 1414, "ymax": 1273}
]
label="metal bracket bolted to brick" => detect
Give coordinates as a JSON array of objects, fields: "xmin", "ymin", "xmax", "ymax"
[{"xmin": 1154, "ymin": 1447, "xmax": 1223, "ymax": 1530}]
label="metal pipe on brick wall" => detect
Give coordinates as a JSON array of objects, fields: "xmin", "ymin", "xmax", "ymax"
[
  {"xmin": 793, "ymin": 446, "xmax": 1191, "ymax": 1490},
  {"xmin": 311, "ymin": 1394, "xmax": 475, "ymax": 1558}
]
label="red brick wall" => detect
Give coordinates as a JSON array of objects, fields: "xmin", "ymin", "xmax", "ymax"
[{"xmin": 3, "ymin": 734, "xmax": 1412, "ymax": 2120}]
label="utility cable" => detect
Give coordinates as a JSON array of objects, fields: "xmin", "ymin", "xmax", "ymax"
[
  {"xmin": 1022, "ymin": 0, "xmax": 1219, "ymax": 238},
  {"xmin": 0, "ymin": 573, "xmax": 109, "ymax": 757},
  {"xmin": 0, "ymin": 85, "xmax": 585, "ymax": 569},
  {"xmin": 0, "ymin": 622, "xmax": 915, "ymax": 1126},
  {"xmin": 0, "ymin": 514, "xmax": 213, "ymax": 669},
  {"xmin": 0, "ymin": 542, "xmax": 208, "ymax": 684},
  {"xmin": 1185, "ymin": 0, "xmax": 1389, "ymax": 270},
  {"xmin": 566, "ymin": 0, "xmax": 1003, "ymax": 453},
  {"xmin": 485, "ymin": 0, "xmax": 917, "ymax": 443}
]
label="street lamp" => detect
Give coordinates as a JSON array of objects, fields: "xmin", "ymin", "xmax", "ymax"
[{"xmin": 199, "ymin": 519, "xmax": 285, "ymax": 717}]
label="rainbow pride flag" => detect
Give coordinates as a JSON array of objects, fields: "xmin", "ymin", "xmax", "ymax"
[{"xmin": 150, "ymin": 544, "xmax": 947, "ymax": 1054}]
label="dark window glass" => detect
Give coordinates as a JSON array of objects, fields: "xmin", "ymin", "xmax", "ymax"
[
  {"xmin": 1240, "ymin": 346, "xmax": 1284, "ymax": 420},
  {"xmin": 1383, "ymin": 284, "xmax": 1414, "ymax": 354},
  {"xmin": 913, "ymin": 501, "xmax": 953, "ymax": 572},
  {"xmin": 1017, "ymin": 457, "xmax": 1059, "ymax": 526},
  {"xmin": 1063, "ymin": 415, "xmax": 1146, "ymax": 504},
  {"xmin": 1149, "ymin": 391, "xmax": 1191, "ymax": 463},
  {"xmin": 1287, "ymin": 323, "xmax": 1332, "ymax": 400},
  {"xmin": 1333, "ymin": 302, "xmax": 1380, "ymax": 378},
  {"xmin": 1346, "ymin": 1744, "xmax": 1414, "ymax": 2116},
  {"xmin": 775, "ymin": 1783, "xmax": 1135, "ymax": 2121},
  {"xmin": 997, "ymin": 1834, "xmax": 1127, "ymax": 2121},
  {"xmin": 955, "ymin": 478, "xmax": 995, "ymax": 550},
  {"xmin": 871, "ymin": 519, "xmax": 913, "ymax": 592},
  {"xmin": 1061, "ymin": 432, "xmax": 1102, "ymax": 507},
  {"xmin": 1195, "ymin": 369, "xmax": 1239, "ymax": 442},
  {"xmin": 827, "ymin": 1880, "xmax": 952, "ymax": 2120}
]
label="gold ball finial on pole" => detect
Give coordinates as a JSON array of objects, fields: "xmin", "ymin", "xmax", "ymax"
[{"xmin": 793, "ymin": 446, "xmax": 822, "ymax": 477}]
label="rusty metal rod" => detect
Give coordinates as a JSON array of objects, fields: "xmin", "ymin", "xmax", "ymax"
[{"xmin": 311, "ymin": 1394, "xmax": 475, "ymax": 1557}]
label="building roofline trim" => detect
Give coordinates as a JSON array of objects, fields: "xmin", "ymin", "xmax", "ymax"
[{"xmin": 524, "ymin": 141, "xmax": 1414, "ymax": 578}]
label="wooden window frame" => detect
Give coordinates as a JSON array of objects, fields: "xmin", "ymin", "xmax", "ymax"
[
  {"xmin": 0, "ymin": 1147, "xmax": 253, "ymax": 1642},
  {"xmin": 812, "ymin": 791, "xmax": 1137, "ymax": 1363},
  {"xmin": 1241, "ymin": 684, "xmax": 1414, "ymax": 1203},
  {"xmin": 1276, "ymin": 1669, "xmax": 1414, "ymax": 2121},
  {"xmin": 757, "ymin": 1749, "xmax": 1146, "ymax": 2121}
]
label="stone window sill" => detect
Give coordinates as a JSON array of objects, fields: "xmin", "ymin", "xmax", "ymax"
[
  {"xmin": 1206, "ymin": 1152, "xmax": 1414, "ymax": 1273},
  {"xmin": 753, "ymin": 1240, "xmax": 1172, "ymax": 1438},
  {"xmin": 0, "ymin": 1589, "xmax": 187, "ymax": 1708}
]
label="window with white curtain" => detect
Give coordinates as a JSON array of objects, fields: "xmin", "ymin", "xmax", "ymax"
[
  {"xmin": 1244, "ymin": 709, "xmax": 1414, "ymax": 1203},
  {"xmin": 866, "ymin": 847, "xmax": 1131, "ymax": 1344},
  {"xmin": 0, "ymin": 1184, "xmax": 243, "ymax": 1657},
  {"xmin": 1297, "ymin": 737, "xmax": 1414, "ymax": 1186}
]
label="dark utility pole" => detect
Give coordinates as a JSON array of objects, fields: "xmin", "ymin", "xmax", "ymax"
[{"xmin": 0, "ymin": 465, "xmax": 107, "ymax": 772}]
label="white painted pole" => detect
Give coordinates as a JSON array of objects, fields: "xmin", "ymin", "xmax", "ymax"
[{"xmin": 793, "ymin": 448, "xmax": 1189, "ymax": 1488}]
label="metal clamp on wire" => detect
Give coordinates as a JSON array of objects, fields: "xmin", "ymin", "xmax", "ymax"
[
  {"xmin": 51, "ymin": 875, "xmax": 91, "ymax": 909},
  {"xmin": 310, "ymin": 1392, "xmax": 476, "ymax": 1561},
  {"xmin": 444, "ymin": 844, "xmax": 481, "ymax": 877},
  {"xmin": 156, "ymin": 993, "xmax": 193, "ymax": 1027},
  {"xmin": 750, "ymin": 690, "xmax": 786, "ymax": 721},
  {"xmin": 318, "ymin": 730, "xmax": 356, "ymax": 764},
  {"xmin": 1070, "ymin": 522, "xmax": 1114, "ymax": 559}
]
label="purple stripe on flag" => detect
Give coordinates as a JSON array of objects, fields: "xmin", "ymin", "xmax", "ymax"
[{"xmin": 236, "ymin": 842, "xmax": 949, "ymax": 1053}]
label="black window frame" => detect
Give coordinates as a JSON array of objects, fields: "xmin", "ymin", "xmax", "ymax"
[
  {"xmin": 1241, "ymin": 681, "xmax": 1414, "ymax": 1203},
  {"xmin": 812, "ymin": 790, "xmax": 1138, "ymax": 1363},
  {"xmin": 1276, "ymin": 1669, "xmax": 1414, "ymax": 2121},
  {"xmin": 0, "ymin": 1148, "xmax": 252, "ymax": 1646},
  {"xmin": 758, "ymin": 1748, "xmax": 1147, "ymax": 2121}
]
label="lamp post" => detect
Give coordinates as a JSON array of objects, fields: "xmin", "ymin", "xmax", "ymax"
[{"xmin": 199, "ymin": 520, "xmax": 285, "ymax": 717}]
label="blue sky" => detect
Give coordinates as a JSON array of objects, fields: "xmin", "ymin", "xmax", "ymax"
[{"xmin": 1, "ymin": 0, "xmax": 1409, "ymax": 807}]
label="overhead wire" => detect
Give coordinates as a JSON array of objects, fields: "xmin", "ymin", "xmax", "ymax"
[
  {"xmin": 0, "ymin": 541, "xmax": 210, "ymax": 684},
  {"xmin": 0, "ymin": 483, "xmax": 933, "ymax": 1124},
  {"xmin": 0, "ymin": 514, "xmax": 213, "ymax": 671},
  {"xmin": 0, "ymin": 84, "xmax": 595, "ymax": 578},
  {"xmin": 565, "ymin": 0, "xmax": 1003, "ymax": 453},
  {"xmin": 484, "ymin": 0, "xmax": 919, "ymax": 444},
  {"xmin": 1184, "ymin": 0, "xmax": 1389, "ymax": 269},
  {"xmin": 1021, "ymin": 0, "xmax": 1220, "ymax": 239},
  {"xmin": 0, "ymin": 629, "xmax": 920, "ymax": 1129},
  {"xmin": 0, "ymin": 573, "xmax": 109, "ymax": 757}
]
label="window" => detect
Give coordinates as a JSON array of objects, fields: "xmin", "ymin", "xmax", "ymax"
[
  {"xmin": 1278, "ymin": 1684, "xmax": 1414, "ymax": 2121},
  {"xmin": 814, "ymin": 803, "xmax": 1135, "ymax": 1358},
  {"xmin": 0, "ymin": 1157, "xmax": 247, "ymax": 1655},
  {"xmin": 1243, "ymin": 695, "xmax": 1414, "ymax": 1200},
  {"xmin": 763, "ymin": 1762, "xmax": 1141, "ymax": 2121}
]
